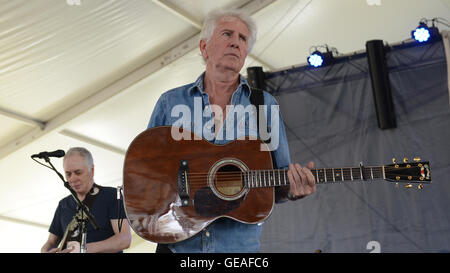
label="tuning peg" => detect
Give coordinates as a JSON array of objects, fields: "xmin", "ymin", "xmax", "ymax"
[
  {"xmin": 418, "ymin": 184, "xmax": 424, "ymax": 190},
  {"xmin": 405, "ymin": 183, "xmax": 412, "ymax": 189},
  {"xmin": 413, "ymin": 157, "xmax": 421, "ymax": 162},
  {"xmin": 403, "ymin": 157, "xmax": 409, "ymax": 163},
  {"xmin": 392, "ymin": 158, "xmax": 396, "ymax": 164}
]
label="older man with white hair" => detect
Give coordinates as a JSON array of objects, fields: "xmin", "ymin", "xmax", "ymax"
[
  {"xmin": 148, "ymin": 8, "xmax": 316, "ymax": 253},
  {"xmin": 41, "ymin": 147, "xmax": 131, "ymax": 253}
]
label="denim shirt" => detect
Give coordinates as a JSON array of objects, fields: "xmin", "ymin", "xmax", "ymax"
[{"xmin": 147, "ymin": 73, "xmax": 291, "ymax": 253}]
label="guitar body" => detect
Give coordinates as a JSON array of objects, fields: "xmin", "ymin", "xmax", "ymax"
[{"xmin": 123, "ymin": 126, "xmax": 274, "ymax": 244}]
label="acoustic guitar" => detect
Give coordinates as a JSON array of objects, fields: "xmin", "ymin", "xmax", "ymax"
[{"xmin": 123, "ymin": 126, "xmax": 431, "ymax": 244}]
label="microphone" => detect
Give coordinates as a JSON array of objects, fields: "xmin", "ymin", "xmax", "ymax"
[{"xmin": 31, "ymin": 149, "xmax": 65, "ymax": 159}]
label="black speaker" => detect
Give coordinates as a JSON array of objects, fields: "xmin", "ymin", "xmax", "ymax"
[
  {"xmin": 366, "ymin": 40, "xmax": 397, "ymax": 129},
  {"xmin": 246, "ymin": 66, "xmax": 266, "ymax": 90}
]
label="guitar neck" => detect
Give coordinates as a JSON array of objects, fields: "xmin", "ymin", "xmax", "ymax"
[{"xmin": 244, "ymin": 166, "xmax": 384, "ymax": 188}]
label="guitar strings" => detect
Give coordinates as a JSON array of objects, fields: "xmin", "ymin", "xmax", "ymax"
[
  {"xmin": 184, "ymin": 166, "xmax": 415, "ymax": 180},
  {"xmin": 183, "ymin": 173, "xmax": 416, "ymax": 187},
  {"xmin": 186, "ymin": 169, "xmax": 398, "ymax": 177},
  {"xmin": 183, "ymin": 166, "xmax": 415, "ymax": 186},
  {"xmin": 187, "ymin": 170, "xmax": 386, "ymax": 177},
  {"xmin": 186, "ymin": 166, "xmax": 415, "ymax": 177}
]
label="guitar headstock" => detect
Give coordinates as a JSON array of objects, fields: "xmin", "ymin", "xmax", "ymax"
[{"xmin": 385, "ymin": 158, "xmax": 431, "ymax": 187}]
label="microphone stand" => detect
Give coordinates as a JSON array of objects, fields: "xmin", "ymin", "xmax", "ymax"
[{"xmin": 41, "ymin": 156, "xmax": 99, "ymax": 253}]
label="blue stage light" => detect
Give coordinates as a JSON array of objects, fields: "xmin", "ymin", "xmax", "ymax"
[
  {"xmin": 307, "ymin": 46, "xmax": 337, "ymax": 68},
  {"xmin": 412, "ymin": 23, "xmax": 431, "ymax": 42},
  {"xmin": 307, "ymin": 51, "xmax": 324, "ymax": 67},
  {"xmin": 411, "ymin": 20, "xmax": 441, "ymax": 44}
]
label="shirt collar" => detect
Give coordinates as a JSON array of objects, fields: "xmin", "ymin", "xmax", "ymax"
[{"xmin": 188, "ymin": 72, "xmax": 252, "ymax": 98}]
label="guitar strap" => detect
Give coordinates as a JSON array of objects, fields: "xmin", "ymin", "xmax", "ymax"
[
  {"xmin": 62, "ymin": 183, "xmax": 102, "ymax": 248},
  {"xmin": 83, "ymin": 183, "xmax": 103, "ymax": 210},
  {"xmin": 249, "ymin": 87, "xmax": 278, "ymax": 169},
  {"xmin": 250, "ymin": 87, "xmax": 292, "ymax": 203}
]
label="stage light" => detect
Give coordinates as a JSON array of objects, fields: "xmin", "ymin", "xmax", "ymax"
[
  {"xmin": 307, "ymin": 45, "xmax": 337, "ymax": 68},
  {"xmin": 307, "ymin": 51, "xmax": 324, "ymax": 67},
  {"xmin": 412, "ymin": 24, "xmax": 431, "ymax": 42},
  {"xmin": 411, "ymin": 19, "xmax": 442, "ymax": 43}
]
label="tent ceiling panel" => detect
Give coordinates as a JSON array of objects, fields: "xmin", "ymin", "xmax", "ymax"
[
  {"xmin": 164, "ymin": 0, "xmax": 253, "ymax": 24},
  {"xmin": 0, "ymin": 0, "xmax": 198, "ymax": 121},
  {"xmin": 0, "ymin": 117, "xmax": 33, "ymax": 148},
  {"xmin": 0, "ymin": 218, "xmax": 49, "ymax": 253}
]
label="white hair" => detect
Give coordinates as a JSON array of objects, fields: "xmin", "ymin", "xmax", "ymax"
[
  {"xmin": 199, "ymin": 8, "xmax": 257, "ymax": 54},
  {"xmin": 64, "ymin": 147, "xmax": 94, "ymax": 171}
]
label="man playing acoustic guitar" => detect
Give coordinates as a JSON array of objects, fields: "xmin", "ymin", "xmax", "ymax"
[{"xmin": 146, "ymin": 8, "xmax": 316, "ymax": 253}]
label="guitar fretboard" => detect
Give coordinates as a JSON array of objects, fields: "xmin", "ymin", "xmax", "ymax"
[{"xmin": 244, "ymin": 166, "xmax": 384, "ymax": 188}]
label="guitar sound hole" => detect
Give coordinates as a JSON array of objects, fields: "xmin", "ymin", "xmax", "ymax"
[{"xmin": 214, "ymin": 164, "xmax": 243, "ymax": 197}]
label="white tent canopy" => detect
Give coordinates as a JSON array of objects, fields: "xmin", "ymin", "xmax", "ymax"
[{"xmin": 0, "ymin": 0, "xmax": 449, "ymax": 252}]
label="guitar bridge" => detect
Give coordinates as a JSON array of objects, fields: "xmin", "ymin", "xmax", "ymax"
[{"xmin": 178, "ymin": 160, "xmax": 190, "ymax": 206}]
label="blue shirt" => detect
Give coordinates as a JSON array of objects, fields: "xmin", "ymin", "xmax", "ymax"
[
  {"xmin": 147, "ymin": 73, "xmax": 291, "ymax": 253},
  {"xmin": 49, "ymin": 186, "xmax": 126, "ymax": 252}
]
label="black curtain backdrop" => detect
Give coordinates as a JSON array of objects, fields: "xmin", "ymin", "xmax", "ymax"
[{"xmin": 259, "ymin": 39, "xmax": 450, "ymax": 253}]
